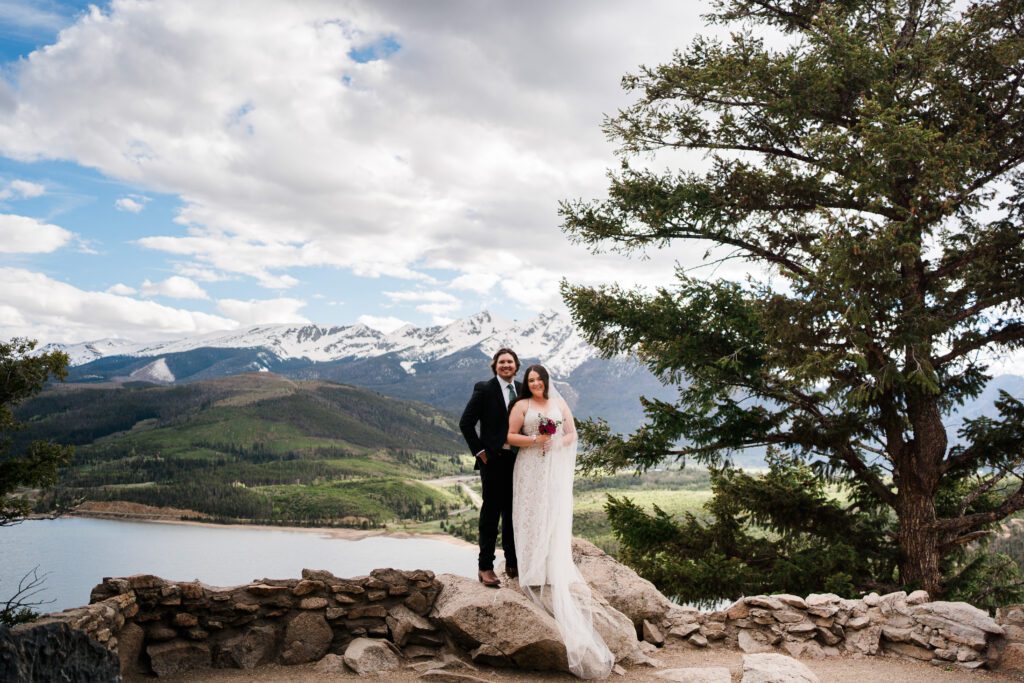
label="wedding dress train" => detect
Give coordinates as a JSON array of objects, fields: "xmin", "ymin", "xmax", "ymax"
[{"xmin": 512, "ymin": 399, "xmax": 614, "ymax": 679}]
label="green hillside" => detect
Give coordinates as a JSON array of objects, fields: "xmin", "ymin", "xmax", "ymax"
[{"xmin": 19, "ymin": 373, "xmax": 475, "ymax": 526}]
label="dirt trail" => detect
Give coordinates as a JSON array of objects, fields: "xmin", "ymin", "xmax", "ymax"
[{"xmin": 127, "ymin": 639, "xmax": 1023, "ymax": 683}]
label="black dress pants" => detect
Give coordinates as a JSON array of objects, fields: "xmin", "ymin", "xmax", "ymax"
[{"xmin": 478, "ymin": 449, "xmax": 517, "ymax": 571}]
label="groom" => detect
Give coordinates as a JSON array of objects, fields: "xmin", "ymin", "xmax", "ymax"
[{"xmin": 459, "ymin": 347, "xmax": 522, "ymax": 587}]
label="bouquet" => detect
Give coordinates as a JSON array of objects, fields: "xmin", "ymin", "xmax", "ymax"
[{"xmin": 536, "ymin": 413, "xmax": 562, "ymax": 456}]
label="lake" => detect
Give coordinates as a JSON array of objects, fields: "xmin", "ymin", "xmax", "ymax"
[{"xmin": 0, "ymin": 517, "xmax": 479, "ymax": 613}]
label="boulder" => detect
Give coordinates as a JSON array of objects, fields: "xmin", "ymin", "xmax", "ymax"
[
  {"xmin": 343, "ymin": 637, "xmax": 401, "ymax": 675},
  {"xmin": 586, "ymin": 589, "xmax": 650, "ymax": 666},
  {"xmin": 431, "ymin": 573, "xmax": 568, "ymax": 671},
  {"xmin": 741, "ymin": 653, "xmax": 819, "ymax": 683},
  {"xmin": 573, "ymin": 538, "xmax": 674, "ymax": 627},
  {"xmin": 214, "ymin": 625, "xmax": 277, "ymax": 669},
  {"xmin": 2, "ymin": 622, "xmax": 121, "ymax": 683},
  {"xmin": 911, "ymin": 601, "xmax": 1005, "ymax": 636},
  {"xmin": 643, "ymin": 619, "xmax": 665, "ymax": 646},
  {"xmin": 738, "ymin": 629, "xmax": 775, "ymax": 654},
  {"xmin": 117, "ymin": 621, "xmax": 145, "ymax": 675},
  {"xmin": 656, "ymin": 667, "xmax": 732, "ymax": 682},
  {"xmin": 146, "ymin": 640, "xmax": 211, "ymax": 678},
  {"xmin": 281, "ymin": 611, "xmax": 332, "ymax": 664},
  {"xmin": 313, "ymin": 653, "xmax": 348, "ymax": 673},
  {"xmin": 387, "ymin": 603, "xmax": 437, "ymax": 647}
]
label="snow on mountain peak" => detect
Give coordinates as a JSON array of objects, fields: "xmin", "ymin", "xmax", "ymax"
[{"xmin": 44, "ymin": 310, "xmax": 599, "ymax": 376}]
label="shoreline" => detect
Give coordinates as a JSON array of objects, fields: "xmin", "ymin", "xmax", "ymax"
[{"xmin": 31, "ymin": 509, "xmax": 476, "ymax": 549}]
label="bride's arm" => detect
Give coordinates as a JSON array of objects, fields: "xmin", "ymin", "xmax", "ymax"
[
  {"xmin": 560, "ymin": 398, "xmax": 577, "ymax": 447},
  {"xmin": 507, "ymin": 402, "xmax": 551, "ymax": 448}
]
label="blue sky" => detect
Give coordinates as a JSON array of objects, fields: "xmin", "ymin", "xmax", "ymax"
[{"xmin": 1, "ymin": 0, "xmax": 717, "ymax": 344}]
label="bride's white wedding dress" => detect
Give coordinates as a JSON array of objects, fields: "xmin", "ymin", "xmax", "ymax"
[{"xmin": 512, "ymin": 397, "xmax": 614, "ymax": 680}]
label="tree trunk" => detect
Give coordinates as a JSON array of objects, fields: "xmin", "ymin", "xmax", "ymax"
[{"xmin": 897, "ymin": 483, "xmax": 942, "ymax": 595}]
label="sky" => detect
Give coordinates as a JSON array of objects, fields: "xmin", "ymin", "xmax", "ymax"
[{"xmin": 0, "ymin": 0, "xmax": 728, "ymax": 344}]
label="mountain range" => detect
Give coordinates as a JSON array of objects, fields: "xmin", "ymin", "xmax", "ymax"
[
  {"xmin": 39, "ymin": 311, "xmax": 675, "ymax": 434},
  {"xmin": 38, "ymin": 310, "xmax": 1024, "ymax": 441}
]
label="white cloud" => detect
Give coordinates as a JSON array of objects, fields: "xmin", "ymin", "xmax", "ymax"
[
  {"xmin": 107, "ymin": 283, "xmax": 137, "ymax": 295},
  {"xmin": 384, "ymin": 289, "xmax": 462, "ymax": 315},
  {"xmin": 115, "ymin": 195, "xmax": 148, "ymax": 212},
  {"xmin": 358, "ymin": 314, "xmax": 409, "ymax": 333},
  {"xmin": 216, "ymin": 297, "xmax": 308, "ymax": 325},
  {"xmin": 171, "ymin": 262, "xmax": 231, "ymax": 282},
  {"xmin": 0, "ymin": 179, "xmax": 45, "ymax": 200},
  {"xmin": 140, "ymin": 276, "xmax": 209, "ymax": 300},
  {"xmin": 0, "ymin": 0, "xmax": 707, "ymax": 297},
  {"xmin": 0, "ymin": 214, "xmax": 73, "ymax": 253},
  {"xmin": 0, "ymin": 267, "xmax": 236, "ymax": 343}
]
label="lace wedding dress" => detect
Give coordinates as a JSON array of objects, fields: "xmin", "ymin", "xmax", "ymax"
[{"xmin": 512, "ymin": 397, "xmax": 614, "ymax": 679}]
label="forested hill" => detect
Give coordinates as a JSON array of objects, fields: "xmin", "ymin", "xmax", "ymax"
[{"xmin": 17, "ymin": 373, "xmax": 474, "ymax": 526}]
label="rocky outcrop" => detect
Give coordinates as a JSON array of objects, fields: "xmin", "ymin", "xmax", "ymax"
[
  {"xmin": 573, "ymin": 538, "xmax": 674, "ymax": 628},
  {"xmin": 1, "ymin": 621, "xmax": 121, "ymax": 683}
]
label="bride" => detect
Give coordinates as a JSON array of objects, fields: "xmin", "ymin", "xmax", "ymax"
[{"xmin": 506, "ymin": 364, "xmax": 614, "ymax": 680}]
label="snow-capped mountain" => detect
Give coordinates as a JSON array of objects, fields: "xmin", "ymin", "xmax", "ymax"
[{"xmin": 42, "ymin": 310, "xmax": 598, "ymax": 377}]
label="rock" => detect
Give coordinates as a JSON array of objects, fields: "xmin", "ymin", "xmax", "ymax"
[
  {"xmin": 747, "ymin": 596, "xmax": 785, "ymax": 611},
  {"xmin": 689, "ymin": 633, "xmax": 708, "ymax": 648},
  {"xmin": 805, "ymin": 594, "xmax": 840, "ymax": 607},
  {"xmin": 911, "ymin": 601, "xmax": 1005, "ymax": 635},
  {"xmin": 246, "ymin": 583, "xmax": 289, "ymax": 597},
  {"xmin": 669, "ymin": 623, "xmax": 701, "ymax": 639},
  {"xmin": 776, "ymin": 595, "xmax": 808, "ymax": 610},
  {"xmin": 3, "ymin": 621, "xmax": 121, "ymax": 683},
  {"xmin": 883, "ymin": 641, "xmax": 933, "ymax": 661},
  {"xmin": 644, "ymin": 619, "xmax": 665, "ymax": 646},
  {"xmin": 146, "ymin": 624, "xmax": 177, "ymax": 642},
  {"xmin": 783, "ymin": 640, "xmax": 825, "ymax": 659},
  {"xmin": 299, "ymin": 597, "xmax": 328, "ymax": 610},
  {"xmin": 844, "ymin": 624, "xmax": 882, "ymax": 655},
  {"xmin": 172, "ymin": 613, "xmax": 198, "ymax": 628},
  {"xmin": 738, "ymin": 629, "xmax": 774, "ymax": 654},
  {"xmin": 727, "ymin": 599, "xmax": 751, "ymax": 620},
  {"xmin": 656, "ymin": 667, "xmax": 732, "ymax": 682},
  {"xmin": 388, "ymin": 603, "xmax": 438, "ymax": 647},
  {"xmin": 281, "ymin": 611, "xmax": 332, "ymax": 664},
  {"xmin": 586, "ymin": 589, "xmax": 649, "ymax": 665},
  {"xmin": 147, "ymin": 640, "xmax": 211, "ymax": 678},
  {"xmin": 117, "ymin": 622, "xmax": 145, "ymax": 675},
  {"xmin": 573, "ymin": 538, "xmax": 674, "ymax": 627},
  {"xmin": 844, "ymin": 615, "xmax": 870, "ymax": 630},
  {"xmin": 880, "ymin": 626, "xmax": 913, "ymax": 642},
  {"xmin": 214, "ymin": 625, "xmax": 277, "ymax": 669},
  {"xmin": 906, "ymin": 590, "xmax": 929, "ymax": 605},
  {"xmin": 741, "ymin": 653, "xmax": 819, "ymax": 683},
  {"xmin": 313, "ymin": 653, "xmax": 348, "ymax": 673},
  {"xmin": 292, "ymin": 579, "xmax": 324, "ymax": 596},
  {"xmin": 998, "ymin": 642, "xmax": 1024, "ymax": 672},
  {"xmin": 432, "ymin": 573, "xmax": 568, "ymax": 671},
  {"xmin": 344, "ymin": 637, "xmax": 401, "ymax": 675}
]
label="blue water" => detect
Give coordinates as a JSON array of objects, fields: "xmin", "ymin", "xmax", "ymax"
[{"xmin": 0, "ymin": 517, "xmax": 478, "ymax": 612}]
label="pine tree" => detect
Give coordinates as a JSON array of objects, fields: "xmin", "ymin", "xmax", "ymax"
[
  {"xmin": 1, "ymin": 338, "xmax": 74, "ymax": 526},
  {"xmin": 561, "ymin": 0, "xmax": 1024, "ymax": 595}
]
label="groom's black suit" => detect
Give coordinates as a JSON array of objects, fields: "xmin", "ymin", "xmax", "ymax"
[{"xmin": 459, "ymin": 376, "xmax": 522, "ymax": 572}]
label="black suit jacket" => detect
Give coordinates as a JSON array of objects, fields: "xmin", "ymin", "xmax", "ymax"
[{"xmin": 459, "ymin": 377, "xmax": 523, "ymax": 470}]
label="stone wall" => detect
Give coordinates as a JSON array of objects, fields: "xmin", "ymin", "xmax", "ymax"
[
  {"xmin": 655, "ymin": 590, "xmax": 1005, "ymax": 671},
  {"xmin": 84, "ymin": 567, "xmax": 443, "ymax": 677},
  {"xmin": 19, "ymin": 540, "xmax": 1024, "ymax": 678}
]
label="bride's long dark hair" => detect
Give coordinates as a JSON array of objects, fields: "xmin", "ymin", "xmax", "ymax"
[{"xmin": 520, "ymin": 364, "xmax": 550, "ymax": 401}]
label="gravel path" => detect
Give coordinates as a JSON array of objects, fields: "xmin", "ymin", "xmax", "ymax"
[{"xmin": 127, "ymin": 639, "xmax": 1024, "ymax": 682}]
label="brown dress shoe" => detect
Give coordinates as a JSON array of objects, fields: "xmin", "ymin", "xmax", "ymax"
[
  {"xmin": 477, "ymin": 569, "xmax": 501, "ymax": 588},
  {"xmin": 505, "ymin": 566, "xmax": 518, "ymax": 579}
]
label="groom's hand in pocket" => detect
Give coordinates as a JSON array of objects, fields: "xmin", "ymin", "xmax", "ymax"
[{"xmin": 477, "ymin": 449, "xmax": 488, "ymax": 465}]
